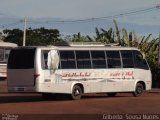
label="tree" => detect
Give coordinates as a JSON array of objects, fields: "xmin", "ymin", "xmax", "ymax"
[
  {"xmin": 3, "ymin": 27, "xmax": 61, "ymax": 46},
  {"xmin": 93, "ymin": 27, "xmax": 115, "ymax": 44},
  {"xmin": 122, "ymin": 28, "xmax": 129, "ymax": 46},
  {"xmin": 26, "ymin": 27, "xmax": 60, "ymax": 46},
  {"xmin": 113, "ymin": 19, "xmax": 121, "ymax": 45},
  {"xmin": 70, "ymin": 32, "xmax": 93, "ymax": 42},
  {"xmin": 0, "ymin": 32, "xmax": 5, "ymax": 41},
  {"xmin": 3, "ymin": 29, "xmax": 23, "ymax": 45}
]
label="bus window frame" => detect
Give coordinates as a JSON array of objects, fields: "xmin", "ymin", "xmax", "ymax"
[
  {"xmin": 133, "ymin": 50, "xmax": 149, "ymax": 70},
  {"xmin": 120, "ymin": 50, "xmax": 134, "ymax": 68}
]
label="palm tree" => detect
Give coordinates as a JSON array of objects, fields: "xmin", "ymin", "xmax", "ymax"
[
  {"xmin": 113, "ymin": 19, "xmax": 121, "ymax": 45},
  {"xmin": 71, "ymin": 32, "xmax": 93, "ymax": 42},
  {"xmin": 93, "ymin": 27, "xmax": 115, "ymax": 44}
]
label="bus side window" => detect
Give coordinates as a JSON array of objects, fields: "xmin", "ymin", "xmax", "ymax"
[
  {"xmin": 76, "ymin": 51, "xmax": 91, "ymax": 69},
  {"xmin": 41, "ymin": 50, "xmax": 49, "ymax": 69},
  {"xmin": 0, "ymin": 48, "xmax": 4, "ymax": 62},
  {"xmin": 5, "ymin": 49, "xmax": 11, "ymax": 62},
  {"xmin": 133, "ymin": 51, "xmax": 149, "ymax": 70},
  {"xmin": 121, "ymin": 50, "xmax": 134, "ymax": 68},
  {"xmin": 59, "ymin": 51, "xmax": 76, "ymax": 69},
  {"xmin": 91, "ymin": 51, "xmax": 106, "ymax": 68},
  {"xmin": 106, "ymin": 51, "xmax": 121, "ymax": 68}
]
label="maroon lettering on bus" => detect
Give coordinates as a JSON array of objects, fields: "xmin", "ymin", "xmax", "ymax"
[
  {"xmin": 62, "ymin": 72, "xmax": 91, "ymax": 77},
  {"xmin": 110, "ymin": 71, "xmax": 134, "ymax": 77}
]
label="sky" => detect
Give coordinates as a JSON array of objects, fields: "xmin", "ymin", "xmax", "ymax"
[{"xmin": 0, "ymin": 0, "xmax": 160, "ymax": 37}]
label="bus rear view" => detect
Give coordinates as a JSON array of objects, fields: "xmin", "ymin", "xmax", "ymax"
[{"xmin": 7, "ymin": 47, "xmax": 36, "ymax": 92}]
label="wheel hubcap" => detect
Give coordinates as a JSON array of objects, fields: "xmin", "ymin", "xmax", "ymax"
[
  {"xmin": 137, "ymin": 87, "xmax": 142, "ymax": 94},
  {"xmin": 74, "ymin": 89, "xmax": 80, "ymax": 96}
]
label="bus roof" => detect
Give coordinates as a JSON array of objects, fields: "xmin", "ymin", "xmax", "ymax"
[
  {"xmin": 56, "ymin": 46, "xmax": 139, "ymax": 51},
  {"xmin": 19, "ymin": 45, "xmax": 139, "ymax": 51},
  {"xmin": 0, "ymin": 42, "xmax": 17, "ymax": 47}
]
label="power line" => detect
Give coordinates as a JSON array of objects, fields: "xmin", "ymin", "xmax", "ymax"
[
  {"xmin": 28, "ymin": 5, "xmax": 159, "ymax": 24},
  {"xmin": 0, "ymin": 4, "xmax": 160, "ymax": 28}
]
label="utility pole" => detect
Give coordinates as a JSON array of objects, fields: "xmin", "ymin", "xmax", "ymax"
[
  {"xmin": 157, "ymin": 5, "xmax": 160, "ymax": 65},
  {"xmin": 158, "ymin": 33, "xmax": 160, "ymax": 66},
  {"xmin": 23, "ymin": 17, "xmax": 27, "ymax": 46}
]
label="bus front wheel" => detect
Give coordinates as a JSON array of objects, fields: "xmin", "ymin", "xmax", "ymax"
[
  {"xmin": 71, "ymin": 85, "xmax": 82, "ymax": 100},
  {"xmin": 133, "ymin": 83, "xmax": 144, "ymax": 97}
]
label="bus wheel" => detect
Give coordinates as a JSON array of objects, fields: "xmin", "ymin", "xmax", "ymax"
[
  {"xmin": 107, "ymin": 93, "xmax": 117, "ymax": 97},
  {"xmin": 133, "ymin": 83, "xmax": 144, "ymax": 97},
  {"xmin": 71, "ymin": 85, "xmax": 82, "ymax": 100}
]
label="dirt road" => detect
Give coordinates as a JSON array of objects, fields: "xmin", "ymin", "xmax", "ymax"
[{"xmin": 0, "ymin": 92, "xmax": 160, "ymax": 120}]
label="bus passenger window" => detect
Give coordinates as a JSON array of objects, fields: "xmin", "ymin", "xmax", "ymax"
[
  {"xmin": 0, "ymin": 48, "xmax": 4, "ymax": 62},
  {"xmin": 76, "ymin": 51, "xmax": 91, "ymax": 69},
  {"xmin": 91, "ymin": 51, "xmax": 106, "ymax": 68},
  {"xmin": 4, "ymin": 49, "xmax": 11, "ymax": 62},
  {"xmin": 41, "ymin": 50, "xmax": 49, "ymax": 69},
  {"xmin": 121, "ymin": 51, "xmax": 134, "ymax": 68},
  {"xmin": 133, "ymin": 51, "xmax": 149, "ymax": 70},
  {"xmin": 106, "ymin": 51, "xmax": 121, "ymax": 68},
  {"xmin": 59, "ymin": 51, "xmax": 76, "ymax": 69}
]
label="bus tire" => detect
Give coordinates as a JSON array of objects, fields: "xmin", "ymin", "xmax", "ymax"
[
  {"xmin": 107, "ymin": 93, "xmax": 117, "ymax": 97},
  {"xmin": 133, "ymin": 83, "xmax": 144, "ymax": 97},
  {"xmin": 71, "ymin": 85, "xmax": 82, "ymax": 100}
]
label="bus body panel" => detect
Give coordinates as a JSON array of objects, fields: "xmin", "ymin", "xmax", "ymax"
[
  {"xmin": 134, "ymin": 68, "xmax": 152, "ymax": 90},
  {"xmin": 0, "ymin": 64, "xmax": 7, "ymax": 77},
  {"xmin": 0, "ymin": 42, "xmax": 17, "ymax": 78}
]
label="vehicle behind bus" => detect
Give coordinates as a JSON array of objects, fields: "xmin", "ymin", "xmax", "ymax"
[
  {"xmin": 7, "ymin": 45, "xmax": 152, "ymax": 100},
  {"xmin": 0, "ymin": 42, "xmax": 17, "ymax": 80}
]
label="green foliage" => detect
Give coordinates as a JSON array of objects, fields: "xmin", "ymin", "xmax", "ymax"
[
  {"xmin": 70, "ymin": 32, "xmax": 94, "ymax": 42},
  {"xmin": 26, "ymin": 27, "xmax": 60, "ymax": 46},
  {"xmin": 3, "ymin": 27, "xmax": 60, "ymax": 46},
  {"xmin": 3, "ymin": 29, "xmax": 23, "ymax": 46},
  {"xmin": 113, "ymin": 19, "xmax": 121, "ymax": 45},
  {"xmin": 0, "ymin": 32, "xmax": 4, "ymax": 41},
  {"xmin": 93, "ymin": 27, "xmax": 115, "ymax": 44},
  {"xmin": 122, "ymin": 28, "xmax": 129, "ymax": 46}
]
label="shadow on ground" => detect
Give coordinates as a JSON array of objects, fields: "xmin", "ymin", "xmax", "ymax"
[{"xmin": 0, "ymin": 93, "xmax": 133, "ymax": 103}]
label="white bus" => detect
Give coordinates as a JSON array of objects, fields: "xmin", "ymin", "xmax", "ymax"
[
  {"xmin": 0, "ymin": 41, "xmax": 17, "ymax": 80},
  {"xmin": 7, "ymin": 44, "xmax": 152, "ymax": 100}
]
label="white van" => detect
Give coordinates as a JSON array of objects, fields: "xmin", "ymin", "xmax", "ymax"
[{"xmin": 7, "ymin": 44, "xmax": 152, "ymax": 100}]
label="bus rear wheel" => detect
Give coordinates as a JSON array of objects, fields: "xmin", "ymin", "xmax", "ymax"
[
  {"xmin": 133, "ymin": 83, "xmax": 144, "ymax": 97},
  {"xmin": 71, "ymin": 85, "xmax": 82, "ymax": 100}
]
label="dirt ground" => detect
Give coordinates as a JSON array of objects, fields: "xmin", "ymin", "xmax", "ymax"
[
  {"xmin": 0, "ymin": 81, "xmax": 160, "ymax": 120},
  {"xmin": 0, "ymin": 80, "xmax": 7, "ymax": 93}
]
